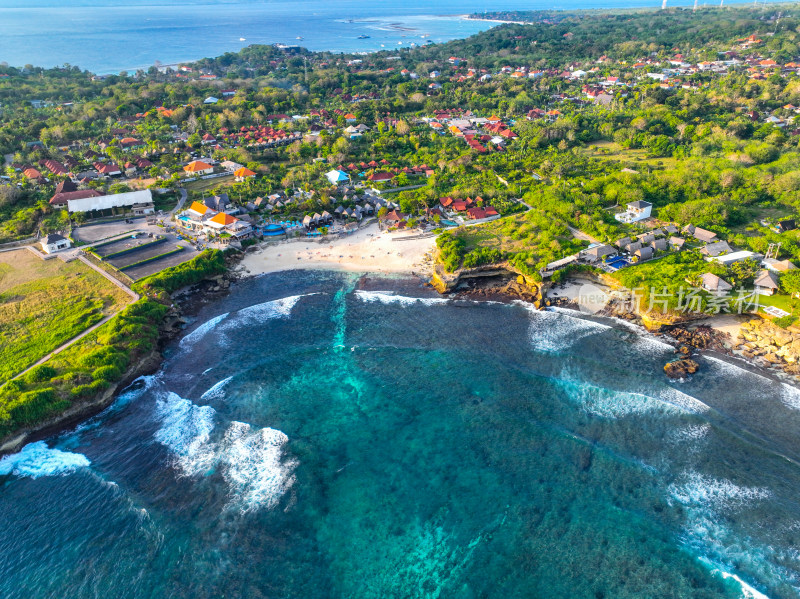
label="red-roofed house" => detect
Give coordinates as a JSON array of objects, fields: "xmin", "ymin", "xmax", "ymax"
[{"xmin": 49, "ymin": 189, "xmax": 104, "ymax": 207}]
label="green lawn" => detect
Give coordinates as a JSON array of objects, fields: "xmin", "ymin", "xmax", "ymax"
[
  {"xmin": 0, "ymin": 250, "xmax": 130, "ymax": 384},
  {"xmin": 584, "ymin": 141, "xmax": 679, "ymax": 170},
  {"xmin": 758, "ymin": 292, "xmax": 799, "ymax": 314},
  {"xmin": 184, "ymin": 174, "xmax": 235, "ymax": 193}
]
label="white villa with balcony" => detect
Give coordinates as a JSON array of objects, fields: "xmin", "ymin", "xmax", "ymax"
[{"xmin": 615, "ymin": 200, "xmax": 652, "ymax": 223}]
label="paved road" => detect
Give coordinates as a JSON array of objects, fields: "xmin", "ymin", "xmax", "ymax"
[
  {"xmin": 567, "ymin": 225, "xmax": 601, "ymax": 245},
  {"xmin": 77, "ymin": 255, "xmax": 139, "ymax": 300},
  {"xmin": 169, "ymin": 188, "xmax": 188, "ymax": 216}
]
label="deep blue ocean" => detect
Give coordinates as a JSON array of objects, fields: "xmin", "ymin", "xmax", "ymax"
[
  {"xmin": 2, "ymin": 271, "xmax": 800, "ymax": 598},
  {"xmin": 0, "ymin": 0, "xmax": 785, "ymax": 74}
]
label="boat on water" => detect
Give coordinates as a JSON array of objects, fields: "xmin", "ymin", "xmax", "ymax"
[
  {"xmin": 296, "ymin": 36, "xmax": 304, "ymax": 40},
  {"xmin": 357, "ymin": 35, "xmax": 370, "ymax": 39},
  {"xmin": 239, "ymin": 37, "xmax": 246, "ymax": 41}
]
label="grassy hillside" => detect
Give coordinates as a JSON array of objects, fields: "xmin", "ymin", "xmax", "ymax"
[{"xmin": 0, "ymin": 250, "xmax": 130, "ymax": 384}]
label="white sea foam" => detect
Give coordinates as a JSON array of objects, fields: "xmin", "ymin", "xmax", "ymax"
[
  {"xmin": 216, "ymin": 421, "xmax": 297, "ymax": 514},
  {"xmin": 656, "ymin": 386, "xmax": 712, "ymax": 414},
  {"xmin": 112, "ymin": 374, "xmax": 159, "ymax": 409},
  {"xmin": 153, "ymin": 393, "xmax": 296, "ymax": 512},
  {"xmin": 717, "ymin": 570, "xmax": 771, "ymax": 599},
  {"xmin": 668, "ymin": 424, "xmax": 711, "ymax": 443},
  {"xmin": 180, "ymin": 312, "xmax": 230, "ymax": 348},
  {"xmin": 561, "ymin": 379, "xmax": 684, "ymax": 418},
  {"xmin": 153, "ymin": 392, "xmax": 217, "ymax": 476},
  {"xmin": 558, "ymin": 368, "xmax": 710, "ymax": 417},
  {"xmin": 669, "ymin": 471, "xmax": 771, "ymax": 510},
  {"xmin": 0, "ymin": 441, "xmax": 90, "ymax": 478},
  {"xmin": 780, "ymin": 383, "xmax": 800, "ymax": 411},
  {"xmin": 354, "ymin": 289, "xmax": 450, "ymax": 306},
  {"xmin": 630, "ymin": 334, "xmax": 676, "ymax": 356},
  {"xmin": 225, "ymin": 294, "xmax": 308, "ymax": 327},
  {"xmin": 704, "ymin": 355, "xmax": 772, "ymax": 383},
  {"xmin": 525, "ymin": 307, "xmax": 612, "ymax": 352},
  {"xmin": 200, "ymin": 376, "xmax": 234, "ymax": 401}
]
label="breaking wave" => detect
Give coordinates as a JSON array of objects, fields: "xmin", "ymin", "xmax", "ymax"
[
  {"xmin": 523, "ymin": 306, "xmax": 612, "ymax": 353},
  {"xmin": 354, "ymin": 290, "xmax": 450, "ymax": 306},
  {"xmin": 667, "ymin": 471, "xmax": 792, "ymax": 599},
  {"xmin": 153, "ymin": 392, "xmax": 296, "ymax": 513},
  {"xmin": 200, "ymin": 376, "xmax": 234, "ymax": 401},
  {"xmin": 559, "ymin": 378, "xmax": 686, "ymax": 419},
  {"xmin": 668, "ymin": 471, "xmax": 771, "ymax": 509},
  {"xmin": 154, "ymin": 392, "xmax": 217, "ymax": 476},
  {"xmin": 780, "ymin": 383, "xmax": 800, "ymax": 412},
  {"xmin": 180, "ymin": 312, "xmax": 230, "ymax": 348},
  {"xmin": 222, "ymin": 294, "xmax": 309, "ymax": 328},
  {"xmin": 216, "ymin": 421, "xmax": 297, "ymax": 514},
  {"xmin": 0, "ymin": 441, "xmax": 90, "ymax": 478}
]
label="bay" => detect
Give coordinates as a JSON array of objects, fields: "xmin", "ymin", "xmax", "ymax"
[{"xmin": 1, "ymin": 271, "xmax": 799, "ymax": 598}]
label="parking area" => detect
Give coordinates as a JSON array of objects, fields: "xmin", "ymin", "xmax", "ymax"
[
  {"xmin": 122, "ymin": 248, "xmax": 200, "ymax": 280},
  {"xmin": 72, "ymin": 218, "xmax": 153, "ymax": 244},
  {"xmin": 92, "ymin": 234, "xmax": 165, "ymax": 258},
  {"xmin": 72, "ymin": 218, "xmax": 201, "ymax": 280}
]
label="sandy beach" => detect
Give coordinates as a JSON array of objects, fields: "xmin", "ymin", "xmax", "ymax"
[{"xmin": 239, "ymin": 222, "xmax": 436, "ymax": 276}]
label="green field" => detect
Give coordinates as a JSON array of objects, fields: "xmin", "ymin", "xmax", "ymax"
[
  {"xmin": 184, "ymin": 174, "xmax": 235, "ymax": 193},
  {"xmin": 0, "ymin": 250, "xmax": 130, "ymax": 384},
  {"xmin": 584, "ymin": 141, "xmax": 679, "ymax": 170}
]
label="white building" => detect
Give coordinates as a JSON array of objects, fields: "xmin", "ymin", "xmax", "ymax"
[
  {"xmin": 67, "ymin": 189, "xmax": 154, "ymax": 214},
  {"xmin": 615, "ymin": 200, "xmax": 652, "ymax": 223},
  {"xmin": 705, "ymin": 250, "xmax": 759, "ymax": 266},
  {"xmin": 40, "ymin": 233, "xmax": 71, "ymax": 254}
]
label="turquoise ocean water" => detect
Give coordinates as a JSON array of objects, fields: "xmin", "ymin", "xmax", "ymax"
[
  {"xmin": 2, "ymin": 271, "xmax": 800, "ymax": 598},
  {"xmin": 0, "ymin": 0, "xmax": 784, "ymax": 74}
]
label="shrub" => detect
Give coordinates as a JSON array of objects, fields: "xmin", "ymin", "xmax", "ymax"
[
  {"xmin": 24, "ymin": 365, "xmax": 57, "ymax": 384},
  {"xmin": 93, "ymin": 365, "xmax": 121, "ymax": 382}
]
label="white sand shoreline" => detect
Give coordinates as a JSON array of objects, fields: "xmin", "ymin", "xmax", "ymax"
[{"xmin": 239, "ymin": 222, "xmax": 436, "ymax": 276}]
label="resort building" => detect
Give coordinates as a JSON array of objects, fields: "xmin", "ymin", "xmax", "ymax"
[
  {"xmin": 614, "ymin": 200, "xmax": 652, "ymax": 223},
  {"xmin": 634, "ymin": 246, "xmax": 654, "ymax": 262},
  {"xmin": 581, "ymin": 244, "xmax": 617, "ymax": 262},
  {"xmin": 50, "ymin": 188, "xmax": 104, "ymax": 208},
  {"xmin": 762, "ymin": 258, "xmax": 797, "ymax": 273},
  {"xmin": 754, "ymin": 270, "xmax": 780, "ymax": 296},
  {"xmin": 66, "ymin": 189, "xmax": 154, "ymax": 215},
  {"xmin": 326, "ymin": 170, "xmax": 350, "ymax": 185},
  {"xmin": 177, "ymin": 200, "xmax": 253, "ymax": 243},
  {"xmin": 706, "ymin": 250, "xmax": 759, "ymax": 266},
  {"xmin": 700, "ymin": 241, "xmax": 732, "ymax": 257},
  {"xmin": 700, "ymin": 273, "xmax": 733, "ymax": 296},
  {"xmin": 40, "ymin": 232, "xmax": 71, "ymax": 254}
]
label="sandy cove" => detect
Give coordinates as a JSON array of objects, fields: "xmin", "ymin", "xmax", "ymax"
[{"xmin": 239, "ymin": 222, "xmax": 437, "ymax": 276}]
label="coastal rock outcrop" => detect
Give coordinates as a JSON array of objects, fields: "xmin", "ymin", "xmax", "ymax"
[
  {"xmin": 664, "ymin": 325, "xmax": 719, "ymax": 350},
  {"xmin": 732, "ymin": 319, "xmax": 800, "ymax": 376},
  {"xmin": 664, "ymin": 359, "xmax": 700, "ymax": 379}
]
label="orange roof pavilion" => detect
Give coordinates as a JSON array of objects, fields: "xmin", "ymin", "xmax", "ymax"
[
  {"xmin": 187, "ymin": 201, "xmax": 210, "ymax": 215},
  {"xmin": 208, "ymin": 212, "xmax": 238, "ymax": 226}
]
